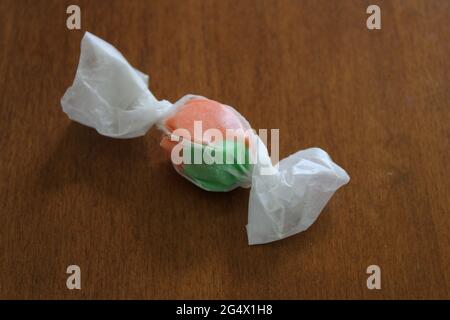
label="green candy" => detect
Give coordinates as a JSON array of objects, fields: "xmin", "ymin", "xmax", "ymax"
[{"xmin": 182, "ymin": 140, "xmax": 253, "ymax": 192}]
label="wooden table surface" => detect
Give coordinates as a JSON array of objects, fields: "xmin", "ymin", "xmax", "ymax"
[{"xmin": 0, "ymin": 0, "xmax": 448, "ymax": 300}]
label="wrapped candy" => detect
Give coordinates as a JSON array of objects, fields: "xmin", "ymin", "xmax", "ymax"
[
  {"xmin": 61, "ymin": 32, "xmax": 350, "ymax": 245},
  {"xmin": 159, "ymin": 96, "xmax": 255, "ymax": 192}
]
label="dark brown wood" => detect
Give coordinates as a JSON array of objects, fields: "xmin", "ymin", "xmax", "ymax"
[{"xmin": 0, "ymin": 0, "xmax": 448, "ymax": 299}]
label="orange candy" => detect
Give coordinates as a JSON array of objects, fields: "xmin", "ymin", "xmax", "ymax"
[{"xmin": 160, "ymin": 98, "xmax": 247, "ymax": 155}]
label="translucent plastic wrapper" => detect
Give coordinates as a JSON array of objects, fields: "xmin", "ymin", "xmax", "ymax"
[{"xmin": 61, "ymin": 32, "xmax": 350, "ymax": 245}]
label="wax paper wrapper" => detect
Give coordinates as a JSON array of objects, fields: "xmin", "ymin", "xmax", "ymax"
[{"xmin": 61, "ymin": 32, "xmax": 350, "ymax": 245}]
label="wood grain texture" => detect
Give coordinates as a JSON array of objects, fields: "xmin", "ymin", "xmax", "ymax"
[{"xmin": 0, "ymin": 0, "xmax": 449, "ymax": 299}]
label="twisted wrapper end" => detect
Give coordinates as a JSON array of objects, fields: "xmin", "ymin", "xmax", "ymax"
[
  {"xmin": 61, "ymin": 32, "xmax": 171, "ymax": 139},
  {"xmin": 247, "ymin": 141, "xmax": 350, "ymax": 245}
]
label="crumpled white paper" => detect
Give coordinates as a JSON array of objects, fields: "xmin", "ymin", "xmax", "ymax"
[
  {"xmin": 61, "ymin": 32, "xmax": 171, "ymax": 138},
  {"xmin": 61, "ymin": 32, "xmax": 350, "ymax": 245},
  {"xmin": 248, "ymin": 142, "xmax": 349, "ymax": 244}
]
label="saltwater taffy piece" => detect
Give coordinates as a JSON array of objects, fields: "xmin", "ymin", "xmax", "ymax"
[
  {"xmin": 160, "ymin": 97, "xmax": 253, "ymax": 192},
  {"xmin": 61, "ymin": 32, "xmax": 350, "ymax": 245}
]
